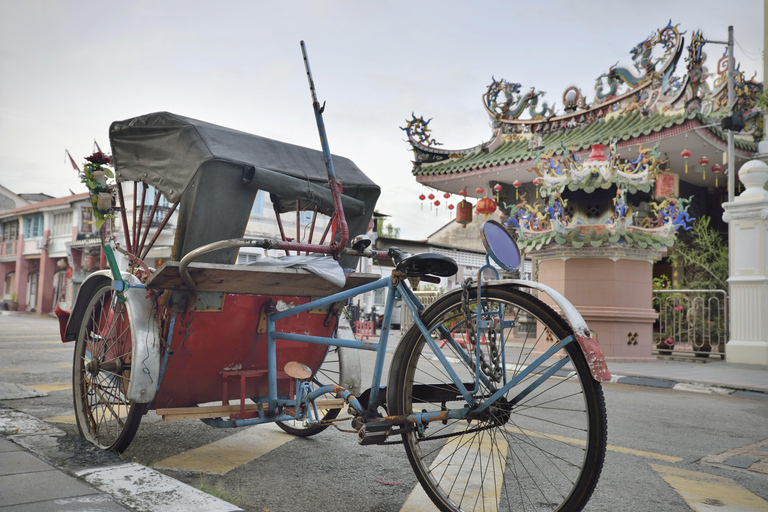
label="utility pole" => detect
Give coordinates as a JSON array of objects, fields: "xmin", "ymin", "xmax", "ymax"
[{"xmin": 727, "ymin": 26, "xmax": 735, "ymax": 203}]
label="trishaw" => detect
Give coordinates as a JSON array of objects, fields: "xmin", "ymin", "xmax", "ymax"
[{"xmin": 58, "ymin": 43, "xmax": 610, "ymax": 512}]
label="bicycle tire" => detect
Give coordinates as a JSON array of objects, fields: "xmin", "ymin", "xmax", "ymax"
[
  {"xmin": 388, "ymin": 285, "xmax": 607, "ymax": 512},
  {"xmin": 72, "ymin": 279, "xmax": 144, "ymax": 453}
]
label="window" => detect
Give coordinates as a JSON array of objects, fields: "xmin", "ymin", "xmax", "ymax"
[
  {"xmin": 81, "ymin": 208, "xmax": 93, "ymax": 233},
  {"xmin": 250, "ymin": 190, "xmax": 266, "ymax": 217},
  {"xmin": 52, "ymin": 212, "xmax": 72, "ymax": 236},
  {"xmin": 237, "ymin": 252, "xmax": 260, "ymax": 265},
  {"xmin": 24, "ymin": 214, "xmax": 43, "ymax": 239},
  {"xmin": 1, "ymin": 220, "xmax": 18, "ymax": 242}
]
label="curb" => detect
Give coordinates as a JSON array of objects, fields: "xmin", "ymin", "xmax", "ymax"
[
  {"xmin": 610, "ymin": 374, "xmax": 768, "ymax": 399},
  {"xmin": 0, "ymin": 405, "xmax": 244, "ymax": 512}
]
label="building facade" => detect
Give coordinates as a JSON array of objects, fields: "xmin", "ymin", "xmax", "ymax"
[{"xmin": 404, "ymin": 22, "xmax": 762, "ymax": 361}]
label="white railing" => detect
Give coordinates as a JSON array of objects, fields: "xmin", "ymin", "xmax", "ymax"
[
  {"xmin": 400, "ymin": 291, "xmax": 441, "ymax": 332},
  {"xmin": 653, "ymin": 289, "xmax": 728, "ymax": 359}
]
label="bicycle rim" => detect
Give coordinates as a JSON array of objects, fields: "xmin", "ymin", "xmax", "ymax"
[{"xmin": 391, "ymin": 286, "xmax": 606, "ymax": 512}]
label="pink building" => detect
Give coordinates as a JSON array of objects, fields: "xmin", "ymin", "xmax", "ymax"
[{"xmin": 0, "ymin": 192, "xmax": 104, "ymax": 314}]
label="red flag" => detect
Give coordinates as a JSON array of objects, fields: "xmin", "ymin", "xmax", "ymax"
[{"xmin": 65, "ymin": 150, "xmax": 80, "ymax": 171}]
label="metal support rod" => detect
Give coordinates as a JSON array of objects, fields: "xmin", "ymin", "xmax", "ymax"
[
  {"xmin": 300, "ymin": 40, "xmax": 349, "ymax": 253},
  {"xmin": 727, "ymin": 25, "xmax": 735, "ymax": 203},
  {"xmin": 116, "ymin": 183, "xmax": 132, "ymax": 254},
  {"xmin": 137, "ymin": 192, "xmax": 161, "ymax": 258},
  {"xmin": 140, "ymin": 201, "xmax": 178, "ymax": 260}
]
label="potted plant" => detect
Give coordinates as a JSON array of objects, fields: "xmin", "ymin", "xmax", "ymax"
[{"xmin": 7, "ymin": 292, "xmax": 18, "ymax": 311}]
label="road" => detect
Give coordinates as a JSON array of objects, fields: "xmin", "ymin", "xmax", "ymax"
[{"xmin": 1, "ymin": 312, "xmax": 767, "ymax": 512}]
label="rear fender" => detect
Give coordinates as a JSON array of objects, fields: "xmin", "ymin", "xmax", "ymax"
[{"xmin": 491, "ymin": 279, "xmax": 611, "ymax": 382}]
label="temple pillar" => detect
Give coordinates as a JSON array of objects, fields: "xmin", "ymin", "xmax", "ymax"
[
  {"xmin": 532, "ymin": 246, "xmax": 663, "ymax": 362},
  {"xmin": 722, "ymin": 159, "xmax": 768, "ymax": 365}
]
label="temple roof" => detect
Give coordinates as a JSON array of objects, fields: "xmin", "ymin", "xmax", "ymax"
[
  {"xmin": 404, "ymin": 21, "xmax": 762, "ymax": 197},
  {"xmin": 413, "ymin": 110, "xmax": 756, "ymax": 179}
]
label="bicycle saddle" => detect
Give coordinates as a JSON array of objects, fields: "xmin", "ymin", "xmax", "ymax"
[{"xmin": 388, "ymin": 247, "xmax": 458, "ymax": 280}]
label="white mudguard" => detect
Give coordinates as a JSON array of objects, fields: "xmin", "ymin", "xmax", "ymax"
[
  {"xmin": 120, "ymin": 273, "xmax": 162, "ymax": 403},
  {"xmin": 491, "ymin": 279, "xmax": 612, "ymax": 382}
]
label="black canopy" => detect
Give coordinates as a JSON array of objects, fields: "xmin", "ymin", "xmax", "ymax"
[{"xmin": 109, "ymin": 112, "xmax": 380, "ymax": 267}]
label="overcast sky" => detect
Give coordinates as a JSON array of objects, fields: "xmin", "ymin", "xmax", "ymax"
[{"xmin": 0, "ymin": 1, "xmax": 763, "ymax": 239}]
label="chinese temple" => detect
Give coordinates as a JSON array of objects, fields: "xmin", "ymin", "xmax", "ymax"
[{"xmin": 404, "ymin": 21, "xmax": 763, "ymax": 361}]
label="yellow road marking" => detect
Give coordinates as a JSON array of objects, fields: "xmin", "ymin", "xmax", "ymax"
[
  {"xmin": 45, "ymin": 413, "xmax": 77, "ymax": 424},
  {"xmin": 402, "ymin": 428, "xmax": 507, "ymax": 511},
  {"xmin": 650, "ymin": 463, "xmax": 768, "ymax": 511},
  {"xmin": 33, "ymin": 383, "xmax": 72, "ymax": 392},
  {"xmin": 508, "ymin": 427, "xmax": 683, "ymax": 463},
  {"xmin": 154, "ymin": 423, "xmax": 295, "ymax": 475}
]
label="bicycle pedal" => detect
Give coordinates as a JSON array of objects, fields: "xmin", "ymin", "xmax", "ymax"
[{"xmin": 357, "ymin": 419, "xmax": 392, "ymax": 445}]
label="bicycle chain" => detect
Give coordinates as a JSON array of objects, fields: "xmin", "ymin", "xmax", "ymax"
[{"xmin": 461, "ymin": 279, "xmax": 503, "ymax": 383}]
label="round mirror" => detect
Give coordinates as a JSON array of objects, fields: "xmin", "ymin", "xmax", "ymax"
[{"xmin": 481, "ymin": 220, "xmax": 521, "ymax": 271}]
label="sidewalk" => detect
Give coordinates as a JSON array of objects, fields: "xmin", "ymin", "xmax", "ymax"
[
  {"xmin": 0, "ymin": 403, "xmax": 243, "ymax": 512},
  {"xmin": 607, "ymin": 358, "xmax": 768, "ymax": 398}
]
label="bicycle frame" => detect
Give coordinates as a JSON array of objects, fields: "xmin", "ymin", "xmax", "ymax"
[{"xmin": 187, "ymin": 264, "xmax": 583, "ymax": 436}]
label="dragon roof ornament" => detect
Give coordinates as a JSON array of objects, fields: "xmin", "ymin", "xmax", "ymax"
[{"xmin": 404, "ymin": 20, "xmax": 763, "ymax": 166}]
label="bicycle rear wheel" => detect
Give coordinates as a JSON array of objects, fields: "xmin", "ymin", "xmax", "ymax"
[{"xmin": 389, "ymin": 285, "xmax": 607, "ymax": 512}]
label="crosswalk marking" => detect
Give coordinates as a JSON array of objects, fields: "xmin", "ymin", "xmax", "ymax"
[
  {"xmin": 650, "ymin": 463, "xmax": 768, "ymax": 511},
  {"xmin": 154, "ymin": 422, "xmax": 295, "ymax": 475},
  {"xmin": 32, "ymin": 383, "xmax": 72, "ymax": 392},
  {"xmin": 508, "ymin": 427, "xmax": 684, "ymax": 463},
  {"xmin": 45, "ymin": 413, "xmax": 77, "ymax": 424},
  {"xmin": 401, "ymin": 428, "xmax": 507, "ymax": 512}
]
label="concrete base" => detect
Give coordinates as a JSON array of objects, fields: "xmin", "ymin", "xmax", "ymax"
[
  {"xmin": 725, "ymin": 340, "xmax": 768, "ymax": 366},
  {"xmin": 537, "ymin": 256, "xmax": 658, "ymax": 362}
]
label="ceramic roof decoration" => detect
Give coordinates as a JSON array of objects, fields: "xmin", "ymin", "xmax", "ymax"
[{"xmin": 404, "ymin": 21, "xmax": 762, "ymax": 253}]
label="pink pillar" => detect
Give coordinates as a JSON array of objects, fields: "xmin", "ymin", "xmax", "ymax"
[
  {"xmin": 536, "ymin": 254, "xmax": 659, "ymax": 363},
  {"xmin": 14, "ymin": 234, "xmax": 28, "ymax": 309},
  {"xmin": 38, "ymin": 229, "xmax": 55, "ymax": 314}
]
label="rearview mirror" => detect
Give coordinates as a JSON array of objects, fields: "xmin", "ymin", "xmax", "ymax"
[{"xmin": 481, "ymin": 220, "xmax": 521, "ymax": 271}]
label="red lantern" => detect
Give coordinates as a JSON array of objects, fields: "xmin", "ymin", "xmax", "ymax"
[
  {"xmin": 419, "ymin": 194, "xmax": 426, "ymax": 201},
  {"xmin": 513, "ymin": 179, "xmax": 522, "ymax": 199},
  {"xmin": 475, "ymin": 196, "xmax": 497, "ymax": 217},
  {"xmin": 428, "ymin": 193, "xmax": 435, "ymax": 200},
  {"xmin": 448, "ymin": 204, "xmax": 455, "ymax": 210},
  {"xmin": 681, "ymin": 149, "xmax": 692, "ymax": 173},
  {"xmin": 443, "ymin": 192, "xmax": 451, "ymax": 199},
  {"xmin": 532, "ymin": 177, "xmax": 542, "ymax": 199},
  {"xmin": 493, "ymin": 183, "xmax": 503, "ymax": 192},
  {"xmin": 434, "ymin": 200, "xmax": 440, "ymax": 206},
  {"xmin": 456, "ymin": 199, "xmax": 473, "ymax": 228},
  {"xmin": 459, "ymin": 189, "xmax": 468, "ymax": 196},
  {"xmin": 699, "ymin": 156, "xmax": 710, "ymax": 181},
  {"xmin": 711, "ymin": 163, "xmax": 722, "ymax": 187},
  {"xmin": 476, "ymin": 187, "xmax": 484, "ymax": 194}
]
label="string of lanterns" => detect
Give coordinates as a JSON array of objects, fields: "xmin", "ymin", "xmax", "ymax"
[{"xmin": 680, "ymin": 149, "xmax": 724, "ymax": 187}]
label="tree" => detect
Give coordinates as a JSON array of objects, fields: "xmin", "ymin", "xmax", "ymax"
[
  {"xmin": 377, "ymin": 222, "xmax": 400, "ymax": 239},
  {"xmin": 668, "ymin": 216, "xmax": 728, "ymax": 290}
]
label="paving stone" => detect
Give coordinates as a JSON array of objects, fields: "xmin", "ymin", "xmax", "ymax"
[
  {"xmin": 0, "ymin": 450, "xmax": 53, "ymax": 476},
  {"xmin": 723, "ymin": 455, "xmax": 760, "ymax": 469},
  {"xmin": 0, "ymin": 494, "xmax": 132, "ymax": 512},
  {"xmin": 0, "ymin": 469, "xmax": 98, "ymax": 507},
  {"xmin": 0, "ymin": 436, "xmax": 21, "ymax": 452}
]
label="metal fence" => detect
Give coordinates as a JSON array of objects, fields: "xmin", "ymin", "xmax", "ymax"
[
  {"xmin": 652, "ymin": 289, "xmax": 728, "ymax": 359},
  {"xmin": 400, "ymin": 291, "xmax": 440, "ymax": 332}
]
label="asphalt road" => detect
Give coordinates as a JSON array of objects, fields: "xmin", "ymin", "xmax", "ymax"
[{"xmin": 2, "ymin": 312, "xmax": 767, "ymax": 512}]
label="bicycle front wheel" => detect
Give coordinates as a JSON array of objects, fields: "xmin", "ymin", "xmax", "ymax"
[
  {"xmin": 389, "ymin": 285, "xmax": 607, "ymax": 512},
  {"xmin": 72, "ymin": 279, "xmax": 144, "ymax": 453}
]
